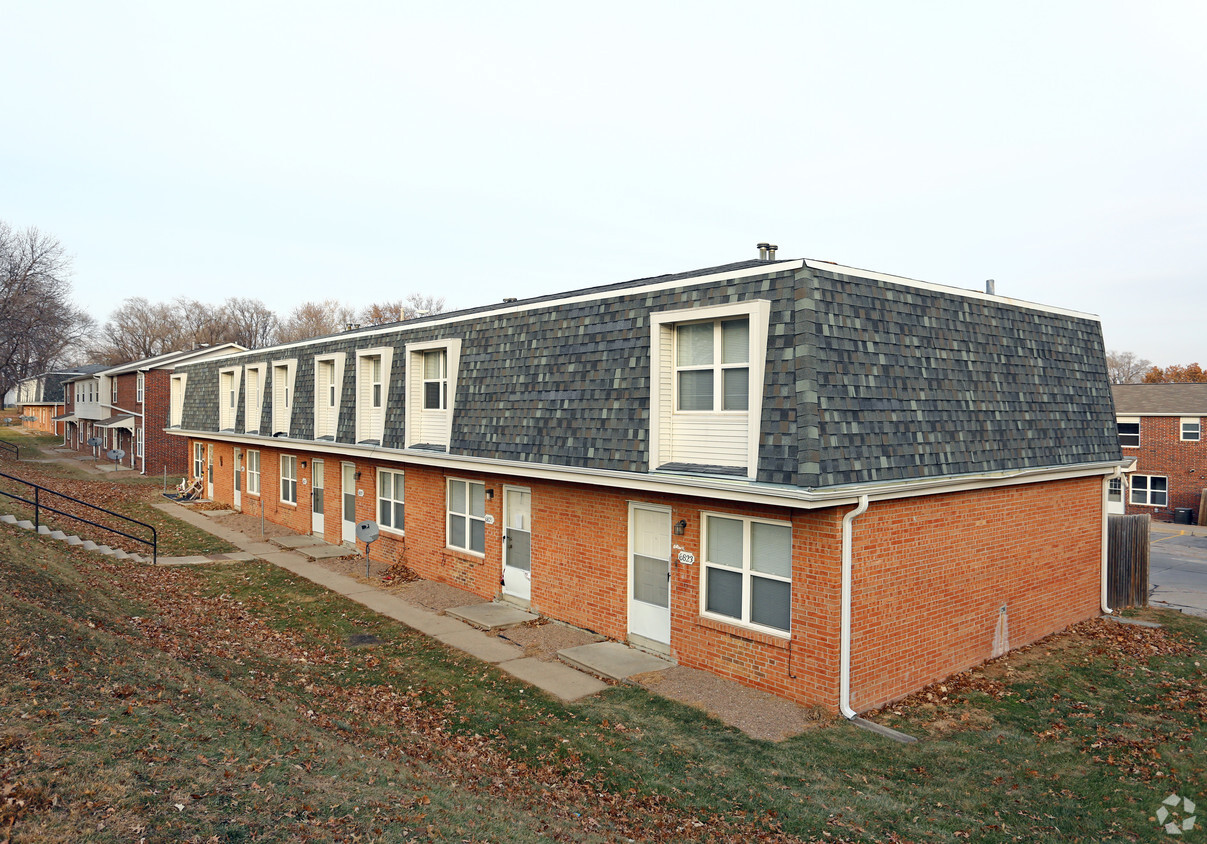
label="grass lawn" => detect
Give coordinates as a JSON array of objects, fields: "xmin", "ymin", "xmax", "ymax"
[{"xmin": 2, "ymin": 523, "xmax": 1203, "ymax": 842}]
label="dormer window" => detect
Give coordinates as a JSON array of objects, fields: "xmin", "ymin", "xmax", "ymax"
[
  {"xmin": 675, "ymin": 318, "xmax": 749, "ymax": 412},
  {"xmin": 405, "ymin": 340, "xmax": 461, "ymax": 450},
  {"xmin": 271, "ymin": 359, "xmax": 297, "ymax": 436},
  {"xmin": 218, "ymin": 367, "xmax": 241, "ymax": 431},
  {"xmin": 313, "ymin": 354, "xmax": 345, "ymax": 440},
  {"xmin": 244, "ymin": 364, "xmax": 266, "ymax": 434},
  {"xmin": 423, "ymin": 350, "xmax": 447, "ymax": 410},
  {"xmin": 355, "ymin": 347, "xmax": 393, "ymax": 445}
]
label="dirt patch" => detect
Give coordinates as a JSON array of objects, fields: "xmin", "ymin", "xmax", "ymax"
[
  {"xmin": 633, "ymin": 665, "xmax": 833, "ymax": 742},
  {"xmin": 498, "ymin": 620, "xmax": 606, "ymax": 660},
  {"xmin": 209, "ymin": 511, "xmax": 300, "ymax": 540},
  {"xmin": 394, "ymin": 579, "xmax": 482, "ymax": 612}
]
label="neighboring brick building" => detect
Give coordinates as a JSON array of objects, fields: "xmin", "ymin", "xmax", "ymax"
[
  {"xmin": 59, "ymin": 346, "xmax": 244, "ymax": 475},
  {"xmin": 1112, "ymin": 383, "xmax": 1207, "ymax": 524},
  {"xmin": 168, "ymin": 254, "xmax": 1123, "ymax": 713},
  {"xmin": 15, "ymin": 370, "xmax": 87, "ymax": 434}
]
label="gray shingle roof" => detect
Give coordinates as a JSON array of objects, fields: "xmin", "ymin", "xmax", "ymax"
[
  {"xmin": 176, "ymin": 259, "xmax": 1121, "ymax": 490},
  {"xmin": 1112, "ymin": 383, "xmax": 1207, "ymax": 415}
]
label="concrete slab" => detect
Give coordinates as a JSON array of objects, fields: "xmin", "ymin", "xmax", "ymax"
[
  {"xmin": 436, "ymin": 630, "xmax": 525, "ymax": 663},
  {"xmin": 16, "ymin": 520, "xmax": 34, "ymax": 530},
  {"xmin": 48, "ymin": 530, "xmax": 66, "ymax": 540},
  {"xmin": 80, "ymin": 540, "xmax": 99, "ymax": 551},
  {"xmin": 240, "ymin": 541, "xmax": 281, "ymax": 555},
  {"xmin": 500, "ymin": 657, "xmax": 610, "ymax": 702},
  {"xmin": 205, "ymin": 509, "xmax": 235, "ymax": 517},
  {"xmin": 558, "ymin": 641, "xmax": 675, "ymax": 681},
  {"xmin": 296, "ymin": 544, "xmax": 355, "ymax": 560},
  {"xmin": 37, "ymin": 525, "xmax": 51, "ymax": 535},
  {"xmin": 213, "ymin": 552, "xmax": 258, "ymax": 562},
  {"xmin": 64, "ymin": 535, "xmax": 82, "ymax": 545},
  {"xmin": 157, "ymin": 555, "xmax": 212, "ymax": 565},
  {"xmin": 447, "ymin": 602, "xmax": 539, "ymax": 630},
  {"xmin": 273, "ymin": 535, "xmax": 325, "ymax": 549},
  {"xmin": 0, "ymin": 515, "xmax": 16, "ymax": 524}
]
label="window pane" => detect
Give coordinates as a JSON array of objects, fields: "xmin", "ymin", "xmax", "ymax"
[
  {"xmin": 633, "ymin": 554, "xmax": 669, "ymax": 606},
  {"xmin": 379, "ymin": 498, "xmax": 391, "ymax": 528},
  {"xmin": 751, "ymin": 522, "xmax": 792, "ymax": 578},
  {"xmin": 676, "ymin": 322, "xmax": 713, "ymax": 366},
  {"xmin": 393, "ymin": 502, "xmax": 405, "ymax": 532},
  {"xmin": 450, "ymin": 514, "xmax": 465, "ymax": 548},
  {"xmin": 450, "ymin": 480, "xmax": 466, "ymax": 513},
  {"xmin": 721, "ymin": 319, "xmax": 749, "ymax": 364},
  {"xmin": 678, "ymin": 370, "xmax": 713, "ymax": 411},
  {"xmin": 379, "ymin": 472, "xmax": 391, "ymax": 499},
  {"xmin": 722, "ymin": 368, "xmax": 748, "ymax": 411},
  {"xmin": 706, "ymin": 567, "xmax": 742, "ymax": 619},
  {"xmin": 707, "ymin": 517, "xmax": 744, "ymax": 568},
  {"xmin": 1152, "ymin": 476, "xmax": 1167, "ymax": 492},
  {"xmin": 424, "ymin": 350, "xmax": 444, "ymax": 379},
  {"xmin": 751, "ymin": 577, "xmax": 790, "ymax": 631},
  {"xmin": 470, "ymin": 519, "xmax": 485, "ymax": 553},
  {"xmin": 469, "ymin": 483, "xmax": 485, "ymax": 517},
  {"xmin": 424, "ymin": 381, "xmax": 442, "ymax": 410}
]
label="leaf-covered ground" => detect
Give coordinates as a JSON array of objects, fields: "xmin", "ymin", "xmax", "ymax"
[{"xmin": 1, "ymin": 491, "xmax": 1205, "ymax": 841}]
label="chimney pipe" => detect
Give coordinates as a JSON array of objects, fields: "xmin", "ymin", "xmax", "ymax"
[
  {"xmin": 985, "ymin": 279, "xmax": 995, "ymax": 295},
  {"xmin": 757, "ymin": 242, "xmax": 770, "ymax": 261},
  {"xmin": 767, "ymin": 244, "xmax": 778, "ymax": 260}
]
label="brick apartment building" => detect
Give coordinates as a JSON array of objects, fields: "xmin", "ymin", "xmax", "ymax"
[
  {"xmin": 14, "ymin": 369, "xmax": 91, "ymax": 434},
  {"xmin": 59, "ymin": 345, "xmax": 244, "ymax": 475},
  {"xmin": 168, "ymin": 254, "xmax": 1123, "ymax": 713},
  {"xmin": 1112, "ymin": 383, "xmax": 1207, "ymax": 524}
]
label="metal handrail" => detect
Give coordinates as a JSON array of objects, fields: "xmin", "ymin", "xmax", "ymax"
[
  {"xmin": 0, "ymin": 441, "xmax": 17, "ymax": 460},
  {"xmin": 0, "ymin": 469, "xmax": 157, "ymax": 563}
]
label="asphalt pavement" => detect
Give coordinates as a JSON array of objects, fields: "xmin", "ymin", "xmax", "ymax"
[{"xmin": 1149, "ymin": 521, "xmax": 1207, "ymax": 618}]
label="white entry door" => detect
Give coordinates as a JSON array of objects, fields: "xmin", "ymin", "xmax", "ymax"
[
  {"xmin": 206, "ymin": 444, "xmax": 214, "ymax": 499},
  {"xmin": 628, "ymin": 503, "xmax": 671, "ymax": 650},
  {"xmin": 502, "ymin": 487, "xmax": 532, "ymax": 603},
  {"xmin": 232, "ymin": 448, "xmax": 242, "ymax": 511},
  {"xmin": 311, "ymin": 459, "xmax": 325, "ymax": 536},
  {"xmin": 1107, "ymin": 476, "xmax": 1126, "ymax": 515},
  {"xmin": 341, "ymin": 462, "xmax": 357, "ymax": 544}
]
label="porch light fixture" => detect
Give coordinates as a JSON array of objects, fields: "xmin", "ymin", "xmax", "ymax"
[
  {"xmin": 674, "ymin": 519, "xmax": 687, "ymax": 536},
  {"xmin": 485, "ymin": 488, "xmax": 494, "ymax": 500}
]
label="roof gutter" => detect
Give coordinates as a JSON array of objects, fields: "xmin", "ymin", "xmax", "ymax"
[{"xmin": 839, "ymin": 495, "xmax": 869, "ymax": 719}]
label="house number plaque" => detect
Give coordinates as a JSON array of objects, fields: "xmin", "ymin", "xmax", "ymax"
[{"xmin": 677, "ymin": 551, "xmax": 695, "ymax": 565}]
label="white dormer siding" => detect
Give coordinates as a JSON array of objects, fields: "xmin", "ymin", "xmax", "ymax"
[
  {"xmin": 313, "ymin": 353, "xmax": 346, "ymax": 440},
  {"xmin": 649, "ymin": 300, "xmax": 771, "ymax": 477},
  {"xmin": 271, "ymin": 359, "xmax": 297, "ymax": 437},
  {"xmin": 218, "ymin": 367, "xmax": 241, "ymax": 431},
  {"xmin": 355, "ymin": 346, "xmax": 394, "ymax": 444},
  {"xmin": 243, "ymin": 363, "xmax": 266, "ymax": 434},
  {"xmin": 404, "ymin": 339, "xmax": 461, "ymax": 449},
  {"xmin": 169, "ymin": 374, "xmax": 187, "ymax": 427}
]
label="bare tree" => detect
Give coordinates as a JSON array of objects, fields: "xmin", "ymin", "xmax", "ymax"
[
  {"xmin": 90, "ymin": 297, "xmax": 188, "ymax": 365},
  {"xmin": 276, "ymin": 299, "xmax": 357, "ymax": 344},
  {"xmin": 358, "ymin": 300, "xmax": 407, "ymax": 326},
  {"xmin": 1105, "ymin": 350, "xmax": 1152, "ymax": 384},
  {"xmin": 222, "ymin": 297, "xmax": 278, "ymax": 348},
  {"xmin": 0, "ymin": 222, "xmax": 92, "ymax": 397},
  {"xmin": 403, "ymin": 292, "xmax": 446, "ymax": 319}
]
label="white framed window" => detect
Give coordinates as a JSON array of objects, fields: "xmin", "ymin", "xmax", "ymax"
[
  {"xmin": 247, "ymin": 449, "xmax": 261, "ymax": 495},
  {"xmin": 169, "ymin": 374, "xmax": 187, "ymax": 428},
  {"xmin": 649, "ymin": 300, "xmax": 771, "ymax": 476},
  {"xmin": 405, "ymin": 339, "xmax": 462, "ymax": 449},
  {"xmin": 355, "ymin": 347, "xmax": 393, "ymax": 445},
  {"xmin": 313, "ymin": 354, "xmax": 345, "ymax": 440},
  {"xmin": 193, "ymin": 442, "xmax": 204, "ymax": 480},
  {"xmin": 701, "ymin": 513, "xmax": 792, "ymax": 635},
  {"xmin": 135, "ymin": 427, "xmax": 143, "ymax": 459},
  {"xmin": 675, "ymin": 318, "xmax": 749, "ymax": 412},
  {"xmin": 271, "ymin": 359, "xmax": 297, "ymax": 437},
  {"xmin": 244, "ymin": 364, "xmax": 266, "ymax": 434},
  {"xmin": 1181, "ymin": 418, "xmax": 1201, "ymax": 442},
  {"xmin": 1130, "ymin": 475, "xmax": 1168, "ymax": 507},
  {"xmin": 1108, "ymin": 477, "xmax": 1122, "ymax": 503},
  {"xmin": 111, "ymin": 377, "xmax": 118, "ymax": 403},
  {"xmin": 136, "ymin": 373, "xmax": 145, "ymax": 403},
  {"xmin": 218, "ymin": 367, "xmax": 241, "ymax": 431},
  {"xmin": 281, "ymin": 454, "xmax": 298, "ymax": 505},
  {"xmin": 1117, "ymin": 417, "xmax": 1139, "ymax": 448},
  {"xmin": 377, "ymin": 469, "xmax": 405, "ymax": 534},
  {"xmin": 447, "ymin": 478, "xmax": 485, "ymax": 555}
]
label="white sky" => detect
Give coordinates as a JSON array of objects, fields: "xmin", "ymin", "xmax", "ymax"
[{"xmin": 4, "ymin": 1, "xmax": 1205, "ymax": 365}]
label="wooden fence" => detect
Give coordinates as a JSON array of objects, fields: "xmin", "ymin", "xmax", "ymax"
[{"xmin": 1107, "ymin": 513, "xmax": 1149, "ymax": 609}]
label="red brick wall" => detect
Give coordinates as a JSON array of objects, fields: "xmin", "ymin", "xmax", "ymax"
[
  {"xmin": 848, "ymin": 477, "xmax": 1103, "ymax": 710},
  {"xmin": 144, "ymin": 371, "xmax": 188, "ymax": 476},
  {"xmin": 182, "ymin": 436, "xmax": 1105, "ymax": 711},
  {"xmin": 1123, "ymin": 416, "xmax": 1206, "ymax": 522}
]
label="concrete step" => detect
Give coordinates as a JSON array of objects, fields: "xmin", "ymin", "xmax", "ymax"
[
  {"xmin": 96, "ymin": 545, "xmax": 115, "ymax": 556},
  {"xmin": 37, "ymin": 525, "xmax": 51, "ymax": 535},
  {"xmin": 49, "ymin": 530, "xmax": 67, "ymax": 540},
  {"xmin": 16, "ymin": 520, "xmax": 34, "ymax": 530},
  {"xmin": 112, "ymin": 549, "xmax": 130, "ymax": 560},
  {"xmin": 64, "ymin": 535, "xmax": 82, "ymax": 545},
  {"xmin": 0, "ymin": 514, "xmax": 16, "ymax": 525},
  {"xmin": 80, "ymin": 540, "xmax": 98, "ymax": 551}
]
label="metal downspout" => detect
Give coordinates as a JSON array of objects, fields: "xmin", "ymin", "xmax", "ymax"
[
  {"xmin": 1101, "ymin": 468, "xmax": 1121, "ymax": 615},
  {"xmin": 839, "ymin": 495, "xmax": 869, "ymax": 719}
]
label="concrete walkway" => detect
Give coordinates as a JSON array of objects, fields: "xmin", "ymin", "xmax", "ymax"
[{"xmin": 150, "ymin": 500, "xmax": 613, "ymax": 701}]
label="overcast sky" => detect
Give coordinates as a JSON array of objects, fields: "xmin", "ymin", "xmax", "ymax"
[{"xmin": 4, "ymin": 1, "xmax": 1205, "ymax": 365}]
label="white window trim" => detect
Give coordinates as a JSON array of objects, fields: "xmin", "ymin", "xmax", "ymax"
[
  {"xmin": 271, "ymin": 358, "xmax": 298, "ymax": 437},
  {"xmin": 135, "ymin": 372, "xmax": 145, "ymax": 403},
  {"xmin": 193, "ymin": 442, "xmax": 204, "ymax": 480},
  {"xmin": 649, "ymin": 300, "xmax": 771, "ymax": 478},
  {"xmin": 699, "ymin": 511, "xmax": 792, "ymax": 637},
  {"xmin": 1180, "ymin": 417, "xmax": 1201, "ymax": 442},
  {"xmin": 110, "ymin": 376, "xmax": 118, "ymax": 403},
  {"xmin": 313, "ymin": 353, "xmax": 346, "ymax": 440},
  {"xmin": 404, "ymin": 338, "xmax": 462, "ymax": 449},
  {"xmin": 1129, "ymin": 474, "xmax": 1168, "ymax": 507},
  {"xmin": 446, "ymin": 476, "xmax": 485, "ymax": 556},
  {"xmin": 246, "ymin": 449, "xmax": 261, "ymax": 496},
  {"xmin": 135, "ymin": 427, "xmax": 143, "ymax": 458},
  {"xmin": 280, "ymin": 454, "xmax": 298, "ymax": 506},
  {"xmin": 377, "ymin": 467, "xmax": 405, "ymax": 536},
  {"xmin": 1116, "ymin": 416, "xmax": 1140, "ymax": 448},
  {"xmin": 169, "ymin": 373, "xmax": 188, "ymax": 428},
  {"xmin": 218, "ymin": 367, "xmax": 242, "ymax": 431},
  {"xmin": 243, "ymin": 363, "xmax": 267, "ymax": 434},
  {"xmin": 355, "ymin": 346, "xmax": 394, "ymax": 444}
]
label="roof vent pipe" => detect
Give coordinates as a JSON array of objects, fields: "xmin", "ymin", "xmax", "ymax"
[
  {"xmin": 767, "ymin": 244, "xmax": 778, "ymax": 260},
  {"xmin": 757, "ymin": 242, "xmax": 770, "ymax": 261},
  {"xmin": 985, "ymin": 279, "xmax": 995, "ymax": 295}
]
